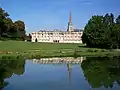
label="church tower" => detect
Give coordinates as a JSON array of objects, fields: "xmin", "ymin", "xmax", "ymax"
[{"xmin": 67, "ymin": 12, "xmax": 74, "ymax": 32}]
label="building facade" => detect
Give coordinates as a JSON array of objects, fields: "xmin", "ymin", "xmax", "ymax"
[{"xmin": 31, "ymin": 12, "xmax": 83, "ymax": 43}]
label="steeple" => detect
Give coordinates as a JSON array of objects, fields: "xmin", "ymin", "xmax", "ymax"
[
  {"xmin": 67, "ymin": 12, "xmax": 74, "ymax": 32},
  {"xmin": 69, "ymin": 12, "xmax": 72, "ymax": 23}
]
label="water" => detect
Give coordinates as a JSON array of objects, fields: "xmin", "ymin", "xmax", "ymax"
[{"xmin": 1, "ymin": 57, "xmax": 120, "ymax": 90}]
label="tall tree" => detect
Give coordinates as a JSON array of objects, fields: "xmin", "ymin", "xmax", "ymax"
[
  {"xmin": 82, "ymin": 15, "xmax": 106, "ymax": 48},
  {"xmin": 115, "ymin": 15, "xmax": 120, "ymax": 48},
  {"xmin": 14, "ymin": 20, "xmax": 26, "ymax": 40},
  {"xmin": 82, "ymin": 13, "xmax": 120, "ymax": 49},
  {"xmin": 0, "ymin": 8, "xmax": 9, "ymax": 36},
  {"xmin": 2, "ymin": 18, "xmax": 14, "ymax": 37},
  {"xmin": 104, "ymin": 13, "xmax": 117, "ymax": 48},
  {"xmin": 0, "ymin": 7, "xmax": 26, "ymax": 40}
]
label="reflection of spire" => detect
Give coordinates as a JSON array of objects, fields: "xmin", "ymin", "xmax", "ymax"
[{"xmin": 67, "ymin": 63, "xmax": 72, "ymax": 84}]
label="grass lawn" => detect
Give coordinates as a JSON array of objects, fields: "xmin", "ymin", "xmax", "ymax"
[
  {"xmin": 0, "ymin": 40, "xmax": 120, "ymax": 59},
  {"xmin": 0, "ymin": 40, "xmax": 81, "ymax": 52}
]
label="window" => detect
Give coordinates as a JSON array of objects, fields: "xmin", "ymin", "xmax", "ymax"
[{"xmin": 50, "ymin": 33, "xmax": 53, "ymax": 35}]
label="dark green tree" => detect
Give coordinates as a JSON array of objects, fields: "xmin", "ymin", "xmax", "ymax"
[
  {"xmin": 0, "ymin": 7, "xmax": 26, "ymax": 40},
  {"xmin": 0, "ymin": 7, "xmax": 9, "ymax": 37},
  {"xmin": 82, "ymin": 15, "xmax": 107, "ymax": 48},
  {"xmin": 14, "ymin": 20, "xmax": 26, "ymax": 40},
  {"xmin": 82, "ymin": 13, "xmax": 120, "ymax": 49},
  {"xmin": 116, "ymin": 15, "xmax": 120, "ymax": 48},
  {"xmin": 2, "ymin": 18, "xmax": 14, "ymax": 38}
]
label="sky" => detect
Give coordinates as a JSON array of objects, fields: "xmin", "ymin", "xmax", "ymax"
[{"xmin": 1, "ymin": 0, "xmax": 120, "ymax": 34}]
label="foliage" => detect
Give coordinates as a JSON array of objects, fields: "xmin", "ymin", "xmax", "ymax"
[
  {"xmin": 25, "ymin": 34, "xmax": 32, "ymax": 42},
  {"xmin": 0, "ymin": 7, "xmax": 26, "ymax": 40},
  {"xmin": 0, "ymin": 59, "xmax": 25, "ymax": 89},
  {"xmin": 81, "ymin": 56, "xmax": 120, "ymax": 89},
  {"xmin": 82, "ymin": 13, "xmax": 120, "ymax": 49}
]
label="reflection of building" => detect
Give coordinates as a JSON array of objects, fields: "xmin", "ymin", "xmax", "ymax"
[
  {"xmin": 31, "ymin": 12, "xmax": 83, "ymax": 43},
  {"xmin": 32, "ymin": 57, "xmax": 86, "ymax": 64},
  {"xmin": 31, "ymin": 57, "xmax": 86, "ymax": 84}
]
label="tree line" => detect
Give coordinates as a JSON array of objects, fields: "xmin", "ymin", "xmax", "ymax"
[
  {"xmin": 82, "ymin": 13, "xmax": 120, "ymax": 49},
  {"xmin": 0, "ymin": 7, "xmax": 31, "ymax": 41}
]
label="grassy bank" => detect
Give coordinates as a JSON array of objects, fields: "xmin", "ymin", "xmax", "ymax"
[{"xmin": 0, "ymin": 41, "xmax": 120, "ymax": 59}]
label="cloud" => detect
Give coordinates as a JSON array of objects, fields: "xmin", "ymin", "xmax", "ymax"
[
  {"xmin": 83, "ymin": 2, "xmax": 92, "ymax": 4},
  {"xmin": 78, "ymin": 0, "xmax": 93, "ymax": 5}
]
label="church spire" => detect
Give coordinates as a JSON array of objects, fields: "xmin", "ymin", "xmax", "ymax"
[
  {"xmin": 69, "ymin": 12, "xmax": 72, "ymax": 23},
  {"xmin": 67, "ymin": 11, "xmax": 74, "ymax": 32}
]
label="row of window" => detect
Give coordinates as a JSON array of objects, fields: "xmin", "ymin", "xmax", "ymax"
[
  {"xmin": 33, "ymin": 36, "xmax": 81, "ymax": 38},
  {"xmin": 32, "ymin": 39, "xmax": 81, "ymax": 41},
  {"xmin": 33, "ymin": 33, "xmax": 82, "ymax": 36},
  {"xmin": 33, "ymin": 32, "xmax": 82, "ymax": 34}
]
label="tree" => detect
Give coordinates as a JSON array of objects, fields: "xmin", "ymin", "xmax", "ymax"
[
  {"xmin": 116, "ymin": 15, "xmax": 120, "ymax": 48},
  {"xmin": 82, "ymin": 15, "xmax": 107, "ymax": 48},
  {"xmin": 2, "ymin": 18, "xmax": 14, "ymax": 38},
  {"xmin": 82, "ymin": 13, "xmax": 120, "ymax": 49},
  {"xmin": 103, "ymin": 13, "xmax": 117, "ymax": 48},
  {"xmin": 0, "ymin": 7, "xmax": 9, "ymax": 37},
  {"xmin": 14, "ymin": 20, "xmax": 26, "ymax": 40},
  {"xmin": 0, "ymin": 7, "xmax": 26, "ymax": 40}
]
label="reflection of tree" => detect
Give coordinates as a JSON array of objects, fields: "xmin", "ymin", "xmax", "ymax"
[
  {"xmin": 0, "ymin": 59, "xmax": 25, "ymax": 89},
  {"xmin": 81, "ymin": 57, "xmax": 120, "ymax": 89}
]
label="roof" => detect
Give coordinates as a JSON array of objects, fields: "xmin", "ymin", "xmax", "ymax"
[
  {"xmin": 74, "ymin": 29, "xmax": 83, "ymax": 32},
  {"xmin": 38, "ymin": 29, "xmax": 83, "ymax": 32}
]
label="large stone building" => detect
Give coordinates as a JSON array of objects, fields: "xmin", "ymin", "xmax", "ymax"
[{"xmin": 31, "ymin": 12, "xmax": 83, "ymax": 43}]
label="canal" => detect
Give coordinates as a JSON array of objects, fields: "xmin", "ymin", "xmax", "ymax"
[{"xmin": 1, "ymin": 56, "xmax": 120, "ymax": 90}]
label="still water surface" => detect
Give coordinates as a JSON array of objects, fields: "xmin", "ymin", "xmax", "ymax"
[{"xmin": 1, "ymin": 57, "xmax": 120, "ymax": 90}]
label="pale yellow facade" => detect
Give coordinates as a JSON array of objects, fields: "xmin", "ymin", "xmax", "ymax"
[{"xmin": 32, "ymin": 30, "xmax": 83, "ymax": 43}]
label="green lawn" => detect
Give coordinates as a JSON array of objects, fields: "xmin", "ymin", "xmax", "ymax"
[
  {"xmin": 0, "ymin": 41, "xmax": 120, "ymax": 58},
  {"xmin": 0, "ymin": 41, "xmax": 81, "ymax": 52}
]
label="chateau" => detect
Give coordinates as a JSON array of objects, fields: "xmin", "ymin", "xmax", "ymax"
[{"xmin": 31, "ymin": 12, "xmax": 83, "ymax": 43}]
